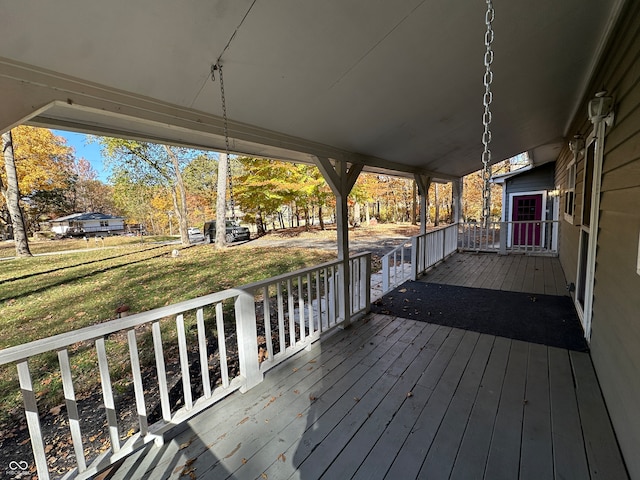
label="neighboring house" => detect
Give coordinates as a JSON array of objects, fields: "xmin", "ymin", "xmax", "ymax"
[
  {"xmin": 50, "ymin": 212, "xmax": 125, "ymax": 237},
  {"xmin": 492, "ymin": 162, "xmax": 559, "ymax": 251}
]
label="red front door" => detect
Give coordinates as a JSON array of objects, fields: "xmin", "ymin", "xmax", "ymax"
[{"xmin": 511, "ymin": 194, "xmax": 542, "ymax": 246}]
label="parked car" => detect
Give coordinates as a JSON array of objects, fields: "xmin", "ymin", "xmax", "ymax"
[
  {"xmin": 187, "ymin": 227, "xmax": 205, "ymax": 242},
  {"xmin": 203, "ymin": 220, "xmax": 250, "ymax": 243}
]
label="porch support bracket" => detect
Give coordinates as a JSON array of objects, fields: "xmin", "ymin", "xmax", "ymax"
[{"xmin": 314, "ymin": 156, "xmax": 364, "ymax": 328}]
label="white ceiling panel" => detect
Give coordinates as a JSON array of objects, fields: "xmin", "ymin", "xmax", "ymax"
[{"xmin": 0, "ymin": 0, "xmax": 625, "ymax": 178}]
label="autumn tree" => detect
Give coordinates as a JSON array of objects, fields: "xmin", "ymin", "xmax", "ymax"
[
  {"xmin": 111, "ymin": 169, "xmax": 158, "ymax": 233},
  {"xmin": 182, "ymin": 153, "xmax": 217, "ymax": 226},
  {"xmin": 235, "ymin": 157, "xmax": 296, "ymax": 233},
  {"xmin": 1, "ymin": 126, "xmax": 75, "ymax": 251},
  {"xmin": 98, "ymin": 138, "xmax": 193, "ymax": 245},
  {"xmin": 71, "ymin": 158, "xmax": 116, "ymax": 214},
  {"xmin": 1, "ymin": 131, "xmax": 31, "ymax": 255}
]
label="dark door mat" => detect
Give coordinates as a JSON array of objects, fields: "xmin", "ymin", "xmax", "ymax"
[{"xmin": 371, "ymin": 282, "xmax": 589, "ymax": 352}]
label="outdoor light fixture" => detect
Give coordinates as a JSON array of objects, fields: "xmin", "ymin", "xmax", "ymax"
[
  {"xmin": 588, "ymin": 90, "xmax": 615, "ymax": 126},
  {"xmin": 568, "ymin": 135, "xmax": 584, "ymax": 156}
]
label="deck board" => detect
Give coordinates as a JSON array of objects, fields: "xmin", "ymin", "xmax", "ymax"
[
  {"xmin": 449, "ymin": 336, "xmax": 511, "ymax": 480},
  {"xmin": 571, "ymin": 351, "xmax": 629, "ymax": 480},
  {"xmin": 418, "ymin": 334, "xmax": 495, "ymax": 479},
  {"xmin": 549, "ymin": 347, "xmax": 590, "ymax": 480},
  {"xmin": 484, "ymin": 340, "xmax": 529, "ymax": 480},
  {"xmin": 319, "ymin": 323, "xmax": 444, "ymax": 479},
  {"xmin": 110, "ymin": 283, "xmax": 627, "ymax": 480},
  {"xmin": 351, "ymin": 327, "xmax": 465, "ymax": 480},
  {"xmin": 384, "ymin": 330, "xmax": 481, "ymax": 479},
  {"xmin": 422, "ymin": 252, "xmax": 568, "ymax": 297},
  {"xmin": 520, "ymin": 343, "xmax": 553, "ymax": 480}
]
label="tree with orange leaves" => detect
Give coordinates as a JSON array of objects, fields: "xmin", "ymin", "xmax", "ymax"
[{"xmin": 1, "ymin": 126, "xmax": 74, "ymax": 255}]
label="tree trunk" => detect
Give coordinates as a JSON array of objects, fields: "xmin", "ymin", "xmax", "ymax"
[
  {"xmin": 319, "ymin": 205, "xmax": 325, "ymax": 230},
  {"xmin": 304, "ymin": 206, "xmax": 310, "ymax": 230},
  {"xmin": 164, "ymin": 145, "xmax": 190, "ymax": 245},
  {"xmin": 215, "ymin": 152, "xmax": 229, "ymax": 248},
  {"xmin": 353, "ymin": 201, "xmax": 361, "ymax": 226},
  {"xmin": 434, "ymin": 183, "xmax": 440, "ymax": 226},
  {"xmin": 365, "ymin": 202, "xmax": 371, "ymax": 225},
  {"xmin": 1, "ymin": 131, "xmax": 32, "ymax": 257},
  {"xmin": 256, "ymin": 206, "xmax": 265, "ymax": 236}
]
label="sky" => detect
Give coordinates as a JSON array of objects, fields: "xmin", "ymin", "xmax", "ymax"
[{"xmin": 52, "ymin": 130, "xmax": 111, "ymax": 182}]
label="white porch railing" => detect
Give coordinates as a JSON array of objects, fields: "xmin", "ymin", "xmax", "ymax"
[
  {"xmin": 458, "ymin": 220, "xmax": 559, "ymax": 254},
  {"xmin": 380, "ymin": 224, "xmax": 458, "ymax": 294},
  {"xmin": 0, "ymin": 253, "xmax": 371, "ymax": 480},
  {"xmin": 380, "ymin": 238, "xmax": 413, "ymax": 293},
  {"xmin": 412, "ymin": 223, "xmax": 459, "ymax": 278}
]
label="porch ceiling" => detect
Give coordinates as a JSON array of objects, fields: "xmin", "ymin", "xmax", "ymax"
[{"xmin": 0, "ymin": 0, "xmax": 624, "ymax": 179}]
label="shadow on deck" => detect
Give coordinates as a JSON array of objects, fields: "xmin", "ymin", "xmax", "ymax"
[{"xmin": 110, "ymin": 253, "xmax": 628, "ymax": 479}]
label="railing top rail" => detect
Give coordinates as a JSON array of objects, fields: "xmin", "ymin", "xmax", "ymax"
[
  {"xmin": 412, "ymin": 222, "xmax": 459, "ymax": 239},
  {"xmin": 382, "ymin": 223, "xmax": 459, "ymax": 258},
  {"xmin": 461, "ymin": 220, "xmax": 557, "ymax": 224},
  {"xmin": 0, "ymin": 252, "xmax": 371, "ymax": 366}
]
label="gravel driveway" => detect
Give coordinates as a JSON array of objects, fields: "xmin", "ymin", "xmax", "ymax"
[{"xmin": 238, "ymin": 224, "xmax": 420, "ymax": 259}]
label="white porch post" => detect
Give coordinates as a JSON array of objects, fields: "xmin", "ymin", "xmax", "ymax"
[
  {"xmin": 414, "ymin": 175, "xmax": 431, "ymax": 235},
  {"xmin": 452, "ymin": 177, "xmax": 463, "ymax": 224},
  {"xmin": 314, "ymin": 157, "xmax": 363, "ymax": 327}
]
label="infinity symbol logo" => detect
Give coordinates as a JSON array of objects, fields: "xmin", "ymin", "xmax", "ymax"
[{"xmin": 9, "ymin": 460, "xmax": 29, "ymax": 470}]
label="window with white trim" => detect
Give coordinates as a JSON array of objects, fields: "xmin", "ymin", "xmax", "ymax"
[
  {"xmin": 100, "ymin": 221, "xmax": 108, "ymax": 227},
  {"xmin": 564, "ymin": 160, "xmax": 576, "ymax": 223}
]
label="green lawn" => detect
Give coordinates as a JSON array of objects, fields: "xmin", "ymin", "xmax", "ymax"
[{"xmin": 0, "ymin": 241, "xmax": 336, "ymax": 422}]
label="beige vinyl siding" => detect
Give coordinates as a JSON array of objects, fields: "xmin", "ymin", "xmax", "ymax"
[
  {"xmin": 556, "ymin": 148, "xmax": 581, "ymax": 286},
  {"xmin": 558, "ymin": 1, "xmax": 640, "ymax": 476}
]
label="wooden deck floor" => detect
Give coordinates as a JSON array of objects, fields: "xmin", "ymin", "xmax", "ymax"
[
  {"xmin": 111, "ymin": 312, "xmax": 627, "ymax": 479},
  {"xmin": 422, "ymin": 252, "xmax": 568, "ymax": 296}
]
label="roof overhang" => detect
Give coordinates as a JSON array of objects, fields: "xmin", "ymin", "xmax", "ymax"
[{"xmin": 0, "ymin": 0, "xmax": 627, "ymax": 179}]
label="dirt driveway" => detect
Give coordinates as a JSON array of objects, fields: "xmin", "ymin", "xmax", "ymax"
[{"xmin": 240, "ymin": 223, "xmax": 421, "ymax": 258}]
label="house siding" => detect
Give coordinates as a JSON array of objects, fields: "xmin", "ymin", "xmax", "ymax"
[
  {"xmin": 557, "ymin": 2, "xmax": 640, "ymax": 477},
  {"xmin": 504, "ymin": 163, "xmax": 555, "ymax": 221}
]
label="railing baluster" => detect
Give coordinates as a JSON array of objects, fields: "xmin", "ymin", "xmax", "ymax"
[
  {"xmin": 57, "ymin": 348, "xmax": 87, "ymax": 472},
  {"xmin": 262, "ymin": 286, "xmax": 274, "ymax": 363},
  {"xmin": 382, "ymin": 254, "xmax": 390, "ymax": 293},
  {"xmin": 17, "ymin": 361, "xmax": 50, "ymax": 480},
  {"xmin": 196, "ymin": 308, "xmax": 211, "ymax": 399},
  {"xmin": 322, "ymin": 267, "xmax": 333, "ymax": 331},
  {"xmin": 393, "ymin": 249, "xmax": 398, "ymax": 286},
  {"xmin": 152, "ymin": 321, "xmax": 171, "ymax": 422},
  {"xmin": 315, "ymin": 270, "xmax": 322, "ymax": 333},
  {"xmin": 277, "ymin": 282, "xmax": 286, "ymax": 353},
  {"xmin": 126, "ymin": 330, "xmax": 148, "ymax": 436},
  {"xmin": 296, "ymin": 276, "xmax": 305, "ymax": 342},
  {"xmin": 491, "ymin": 222, "xmax": 496, "ymax": 249},
  {"xmin": 95, "ymin": 337, "xmax": 121, "ymax": 452},
  {"xmin": 351, "ymin": 259, "xmax": 357, "ymax": 312},
  {"xmin": 307, "ymin": 273, "xmax": 314, "ymax": 335},
  {"xmin": 334, "ymin": 265, "xmax": 340, "ymax": 325},
  {"xmin": 287, "ymin": 278, "xmax": 296, "ymax": 347},
  {"xmin": 176, "ymin": 314, "xmax": 193, "ymax": 410},
  {"xmin": 216, "ymin": 303, "xmax": 229, "ymax": 388},
  {"xmin": 361, "ymin": 255, "xmax": 371, "ymax": 312}
]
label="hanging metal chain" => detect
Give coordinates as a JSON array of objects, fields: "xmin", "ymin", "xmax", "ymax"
[
  {"xmin": 213, "ymin": 62, "xmax": 236, "ymax": 221},
  {"xmin": 481, "ymin": 0, "xmax": 495, "ymax": 227}
]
